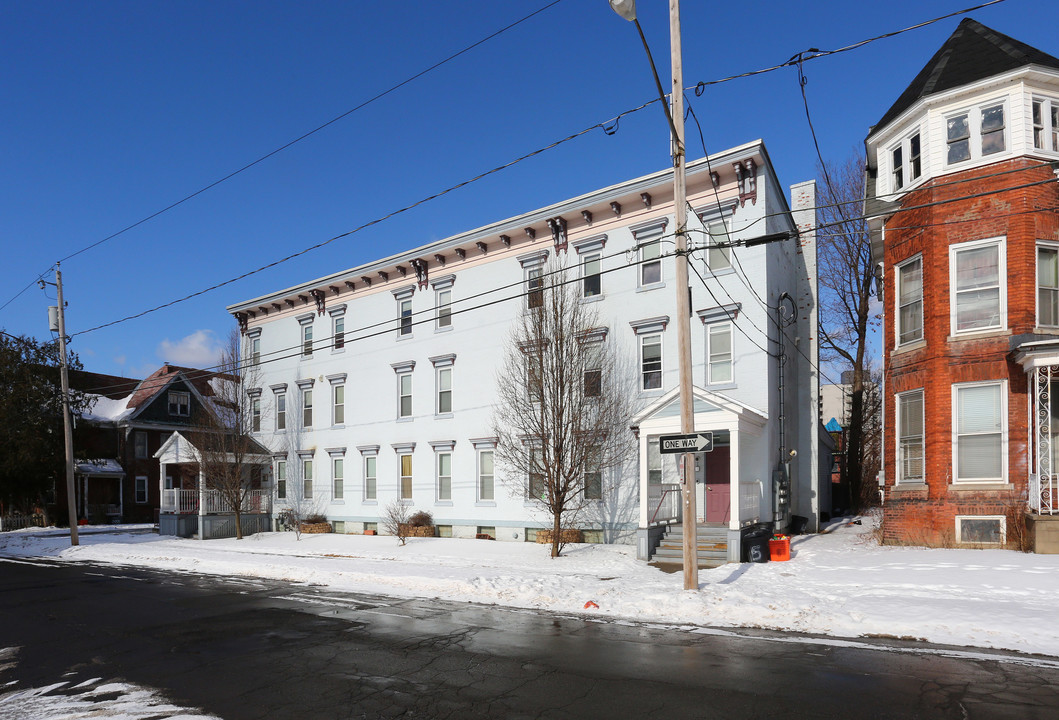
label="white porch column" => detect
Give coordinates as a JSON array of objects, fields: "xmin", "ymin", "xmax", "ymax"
[
  {"xmin": 728, "ymin": 428, "xmax": 741, "ymax": 531},
  {"xmin": 118, "ymin": 476, "xmax": 123, "ymax": 522},
  {"xmin": 638, "ymin": 433, "xmax": 649, "ymax": 528},
  {"xmin": 198, "ymin": 469, "xmax": 205, "ymax": 540}
]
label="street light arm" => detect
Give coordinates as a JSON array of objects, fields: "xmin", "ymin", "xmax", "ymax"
[{"xmin": 632, "ymin": 18, "xmax": 682, "ymax": 152}]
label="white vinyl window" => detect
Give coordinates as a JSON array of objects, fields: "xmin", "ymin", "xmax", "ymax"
[
  {"xmin": 332, "ymin": 457, "xmax": 344, "ymax": 500},
  {"xmin": 640, "ymin": 237, "xmax": 661, "ymax": 286},
  {"xmin": 478, "ymin": 450, "xmax": 494, "ymax": 501},
  {"xmin": 583, "ymin": 446, "xmax": 602, "ymax": 500},
  {"xmin": 641, "ymin": 333, "xmax": 662, "ymax": 390},
  {"xmin": 707, "ymin": 222, "xmax": 731, "ymax": 271},
  {"xmin": 1038, "ymin": 244, "xmax": 1059, "ymax": 327},
  {"xmin": 302, "ymin": 324, "xmax": 313, "ymax": 357},
  {"xmin": 276, "ymin": 393, "xmax": 286, "ymax": 431},
  {"xmin": 276, "ymin": 460, "xmax": 287, "ymax": 500},
  {"xmin": 896, "ymin": 256, "xmax": 923, "ymax": 344},
  {"xmin": 333, "ymin": 384, "xmax": 345, "ymax": 425},
  {"xmin": 889, "ymin": 131, "xmax": 923, "ymax": 192},
  {"xmin": 398, "ymin": 372, "xmax": 412, "ymax": 419},
  {"xmin": 250, "ymin": 336, "xmax": 261, "ymax": 366},
  {"xmin": 526, "ymin": 267, "xmax": 544, "ymax": 309},
  {"xmin": 333, "ymin": 316, "xmax": 345, "ymax": 351},
  {"xmin": 897, "ymin": 389, "xmax": 924, "ymax": 483},
  {"xmin": 302, "ymin": 458, "xmax": 314, "ymax": 499},
  {"xmin": 582, "ymin": 253, "xmax": 601, "ymax": 298},
  {"xmin": 1033, "ymin": 97, "xmax": 1059, "ymax": 152},
  {"xmin": 946, "ymin": 112, "xmax": 971, "ymax": 164},
  {"xmin": 364, "ymin": 456, "xmax": 377, "ymax": 501},
  {"xmin": 436, "ymin": 452, "xmax": 452, "ymax": 502},
  {"xmin": 436, "ymin": 367, "xmax": 452, "ymax": 415},
  {"xmin": 647, "ymin": 439, "xmax": 662, "ymax": 485},
  {"xmin": 980, "ymin": 102, "xmax": 1005, "ymax": 155},
  {"xmin": 946, "ymin": 102, "xmax": 1006, "ymax": 166},
  {"xmin": 528, "ymin": 446, "xmax": 546, "ymax": 500},
  {"xmin": 399, "ymin": 298, "xmax": 412, "ymax": 336},
  {"xmin": 953, "ymin": 381, "xmax": 1006, "ymax": 483},
  {"xmin": 706, "ymin": 323, "xmax": 733, "ymax": 384},
  {"xmin": 251, "ymin": 397, "xmax": 261, "ymax": 432},
  {"xmin": 950, "ymin": 238, "xmax": 1005, "ymax": 334},
  {"xmin": 400, "ymin": 453, "xmax": 413, "ymax": 500},
  {"xmin": 436, "ymin": 289, "xmax": 452, "ymax": 329},
  {"xmin": 302, "ymin": 388, "xmax": 313, "ymax": 428}
]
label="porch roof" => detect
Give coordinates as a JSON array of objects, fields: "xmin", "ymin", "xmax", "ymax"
[
  {"xmin": 74, "ymin": 458, "xmax": 124, "ymax": 476},
  {"xmin": 154, "ymin": 431, "xmax": 272, "ymax": 465},
  {"xmin": 631, "ymin": 386, "xmax": 767, "ymax": 433},
  {"xmin": 1013, "ymin": 339, "xmax": 1059, "ymax": 370}
]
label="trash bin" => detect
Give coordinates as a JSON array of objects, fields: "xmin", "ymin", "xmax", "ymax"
[
  {"xmin": 741, "ymin": 526, "xmax": 771, "ymax": 563},
  {"xmin": 769, "ymin": 534, "xmax": 791, "ymax": 562}
]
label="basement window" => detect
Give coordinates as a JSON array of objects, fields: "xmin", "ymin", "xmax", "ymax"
[{"xmin": 955, "ymin": 515, "xmax": 1005, "ymax": 545}]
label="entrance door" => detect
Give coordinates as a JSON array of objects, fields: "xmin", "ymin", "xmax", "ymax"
[{"xmin": 696, "ymin": 446, "xmax": 731, "ymax": 523}]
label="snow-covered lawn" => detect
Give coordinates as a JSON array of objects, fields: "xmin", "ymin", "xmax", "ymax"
[{"xmin": 3, "ymin": 516, "xmax": 1058, "ymax": 657}]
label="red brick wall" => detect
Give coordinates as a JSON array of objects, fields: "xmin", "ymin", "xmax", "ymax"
[{"xmin": 881, "ymin": 158, "xmax": 1059, "ymax": 546}]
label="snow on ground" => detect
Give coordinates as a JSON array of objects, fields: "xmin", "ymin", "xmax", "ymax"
[{"xmin": 3, "ymin": 516, "xmax": 1058, "ymax": 658}]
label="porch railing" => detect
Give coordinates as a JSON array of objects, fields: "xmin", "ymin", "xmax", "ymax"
[
  {"xmin": 648, "ymin": 483, "xmax": 681, "ymax": 526},
  {"xmin": 1030, "ymin": 473, "xmax": 1059, "ymax": 515},
  {"xmin": 162, "ymin": 488, "xmax": 272, "ymax": 515}
]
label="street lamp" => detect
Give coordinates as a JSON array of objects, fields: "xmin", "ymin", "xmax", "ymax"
[{"xmin": 610, "ymin": 0, "xmax": 698, "ymax": 590}]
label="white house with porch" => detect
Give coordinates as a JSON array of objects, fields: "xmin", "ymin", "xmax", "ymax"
[{"xmin": 228, "ymin": 140, "xmax": 824, "ymax": 566}]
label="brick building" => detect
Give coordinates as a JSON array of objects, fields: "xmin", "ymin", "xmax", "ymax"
[{"xmin": 866, "ymin": 19, "xmax": 1059, "ymax": 549}]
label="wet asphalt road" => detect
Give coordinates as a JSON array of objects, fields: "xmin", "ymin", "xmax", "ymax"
[{"xmin": 2, "ymin": 558, "xmax": 1058, "ymax": 719}]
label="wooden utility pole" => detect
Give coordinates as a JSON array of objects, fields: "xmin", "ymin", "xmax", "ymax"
[
  {"xmin": 668, "ymin": 0, "xmax": 697, "ymax": 591},
  {"xmin": 55, "ymin": 264, "xmax": 79, "ymax": 546}
]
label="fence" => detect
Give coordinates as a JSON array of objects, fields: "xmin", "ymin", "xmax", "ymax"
[{"xmin": 0, "ymin": 514, "xmax": 46, "ymax": 532}]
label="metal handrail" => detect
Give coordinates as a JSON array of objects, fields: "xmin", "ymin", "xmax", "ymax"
[{"xmin": 649, "ymin": 483, "xmax": 681, "ymax": 525}]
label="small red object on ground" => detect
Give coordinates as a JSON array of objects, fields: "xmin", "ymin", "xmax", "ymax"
[
  {"xmin": 584, "ymin": 601, "xmax": 599, "ymax": 610},
  {"xmin": 769, "ymin": 535, "xmax": 790, "ymax": 562}
]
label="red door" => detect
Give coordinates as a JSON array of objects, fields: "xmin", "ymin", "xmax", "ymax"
[{"xmin": 704, "ymin": 446, "xmax": 731, "ymax": 523}]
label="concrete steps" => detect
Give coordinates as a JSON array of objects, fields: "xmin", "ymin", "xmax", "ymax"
[{"xmin": 649, "ymin": 524, "xmax": 729, "ymax": 569}]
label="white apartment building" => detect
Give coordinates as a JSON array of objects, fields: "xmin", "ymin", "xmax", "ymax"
[{"xmin": 228, "ymin": 140, "xmax": 822, "ymax": 563}]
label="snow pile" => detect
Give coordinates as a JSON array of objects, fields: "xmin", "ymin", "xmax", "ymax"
[{"xmin": 3, "ymin": 517, "xmax": 1058, "ymax": 657}]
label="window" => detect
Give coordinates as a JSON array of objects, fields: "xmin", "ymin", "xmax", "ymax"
[
  {"xmin": 135, "ymin": 476, "xmax": 148, "ymax": 503},
  {"xmin": 956, "ymin": 516, "xmax": 1005, "ymax": 545},
  {"xmin": 399, "ymin": 372, "xmax": 412, "ymax": 418},
  {"xmin": 250, "ymin": 336, "xmax": 261, "ymax": 366},
  {"xmin": 276, "ymin": 460, "xmax": 286, "ymax": 499},
  {"xmin": 168, "ymin": 391, "xmax": 190, "ymax": 416},
  {"xmin": 980, "ymin": 103, "xmax": 1005, "ymax": 155},
  {"xmin": 647, "ymin": 439, "xmax": 662, "ymax": 485},
  {"xmin": 1033, "ymin": 98, "xmax": 1059, "ymax": 152},
  {"xmin": 437, "ymin": 452, "xmax": 452, "ymax": 501},
  {"xmin": 528, "ymin": 446, "xmax": 546, "ymax": 500},
  {"xmin": 400, "ymin": 453, "xmax": 413, "ymax": 500},
  {"xmin": 436, "ymin": 289, "xmax": 452, "ymax": 328},
  {"xmin": 583, "ymin": 342, "xmax": 602, "ymax": 398},
  {"xmin": 891, "ymin": 145, "xmax": 903, "ymax": 191},
  {"xmin": 946, "ymin": 112, "xmax": 970, "ymax": 164},
  {"xmin": 333, "ymin": 316, "xmax": 345, "ymax": 350},
  {"xmin": 707, "ymin": 323, "xmax": 733, "ymax": 384},
  {"xmin": 897, "ymin": 389, "xmax": 924, "ymax": 483},
  {"xmin": 276, "ymin": 393, "xmax": 286, "ymax": 431},
  {"xmin": 707, "ymin": 222, "xmax": 731, "ymax": 271},
  {"xmin": 583, "ymin": 447, "xmax": 602, "ymax": 500},
  {"xmin": 364, "ymin": 456, "xmax": 377, "ymax": 501},
  {"xmin": 526, "ymin": 357, "xmax": 543, "ymax": 405},
  {"xmin": 251, "ymin": 397, "xmax": 261, "ymax": 432},
  {"xmin": 477, "ymin": 526, "xmax": 496, "ymax": 539},
  {"xmin": 582, "ymin": 253, "xmax": 601, "ymax": 298},
  {"xmin": 333, "ymin": 384, "xmax": 345, "ymax": 425},
  {"xmin": 1039, "ymin": 245, "xmax": 1059, "ymax": 327},
  {"xmin": 640, "ymin": 237, "xmax": 661, "ymax": 286},
  {"xmin": 527, "ymin": 267, "xmax": 544, "ymax": 309},
  {"xmin": 302, "ymin": 458, "xmax": 314, "ymax": 499},
  {"xmin": 437, "ymin": 524, "xmax": 452, "ymax": 538},
  {"xmin": 950, "ymin": 238, "xmax": 1005, "ymax": 334},
  {"xmin": 909, "ymin": 132, "xmax": 922, "ymax": 181},
  {"xmin": 478, "ymin": 449, "xmax": 494, "ymax": 501},
  {"xmin": 399, "ymin": 298, "xmax": 412, "ymax": 336},
  {"xmin": 641, "ymin": 334, "xmax": 662, "ymax": 390},
  {"xmin": 302, "ymin": 388, "xmax": 313, "ymax": 428},
  {"xmin": 332, "ymin": 457, "xmax": 344, "ymax": 500},
  {"xmin": 954, "ymin": 381, "xmax": 1006, "ymax": 483},
  {"xmin": 302, "ymin": 324, "xmax": 313, "ymax": 357},
  {"xmin": 436, "ymin": 367, "xmax": 452, "ymax": 415},
  {"xmin": 134, "ymin": 431, "xmax": 148, "ymax": 459},
  {"xmin": 897, "ymin": 256, "xmax": 923, "ymax": 344}
]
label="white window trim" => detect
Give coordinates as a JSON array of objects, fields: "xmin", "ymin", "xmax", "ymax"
[
  {"xmin": 955, "ymin": 515, "xmax": 1006, "ymax": 546},
  {"xmin": 1037, "ymin": 241, "xmax": 1059, "ymax": 328},
  {"xmin": 631, "ymin": 218, "xmax": 668, "ymax": 290},
  {"xmin": 327, "ymin": 449, "xmax": 346, "ymax": 501},
  {"xmin": 297, "ymin": 313, "xmax": 314, "ymax": 358},
  {"xmin": 393, "ymin": 443, "xmax": 416, "ymax": 502},
  {"xmin": 886, "ymin": 128, "xmax": 925, "ymax": 194},
  {"xmin": 471, "ymin": 437, "xmax": 497, "ymax": 504},
  {"xmin": 706, "ymin": 321, "xmax": 733, "ymax": 385},
  {"xmin": 1031, "ymin": 96, "xmax": 1059, "ymax": 154},
  {"xmin": 639, "ymin": 332, "xmax": 663, "ymax": 392},
  {"xmin": 895, "ymin": 254, "xmax": 924, "ymax": 346},
  {"xmin": 275, "ymin": 457, "xmax": 287, "ymax": 500},
  {"xmin": 895, "ymin": 388, "xmax": 925, "ymax": 485},
  {"xmin": 430, "ymin": 441, "xmax": 455, "ymax": 504},
  {"xmin": 944, "ymin": 99, "xmax": 1009, "ymax": 169},
  {"xmin": 948, "ymin": 236, "xmax": 1006, "ymax": 336},
  {"xmin": 951, "ymin": 380, "xmax": 1008, "ymax": 485},
  {"xmin": 358, "ymin": 445, "xmax": 379, "ymax": 503}
]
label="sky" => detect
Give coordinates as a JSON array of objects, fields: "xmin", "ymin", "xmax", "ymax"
[{"xmin": 1, "ymin": 0, "xmax": 1055, "ymax": 380}]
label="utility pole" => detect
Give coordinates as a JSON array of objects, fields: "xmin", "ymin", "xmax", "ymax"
[
  {"xmin": 611, "ymin": 0, "xmax": 697, "ymax": 590},
  {"xmin": 55, "ymin": 264, "xmax": 79, "ymax": 546}
]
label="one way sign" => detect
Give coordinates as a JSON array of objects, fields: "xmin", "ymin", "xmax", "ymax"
[{"xmin": 659, "ymin": 432, "xmax": 714, "ymax": 454}]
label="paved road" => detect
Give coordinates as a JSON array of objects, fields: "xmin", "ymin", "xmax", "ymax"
[{"xmin": 2, "ymin": 558, "xmax": 1057, "ymax": 719}]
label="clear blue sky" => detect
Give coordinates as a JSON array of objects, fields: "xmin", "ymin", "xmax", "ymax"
[{"xmin": 1, "ymin": 0, "xmax": 1051, "ymax": 379}]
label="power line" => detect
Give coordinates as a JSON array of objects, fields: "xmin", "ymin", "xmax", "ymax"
[{"xmin": 0, "ymin": 0, "xmax": 567, "ymax": 315}]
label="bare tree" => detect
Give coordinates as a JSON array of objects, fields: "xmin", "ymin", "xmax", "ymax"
[
  {"xmin": 817, "ymin": 154, "xmax": 879, "ymax": 512},
  {"xmin": 492, "ymin": 262, "xmax": 636, "ymax": 558},
  {"xmin": 382, "ymin": 499, "xmax": 410, "ymax": 546},
  {"xmin": 195, "ymin": 330, "xmax": 267, "ymax": 540}
]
